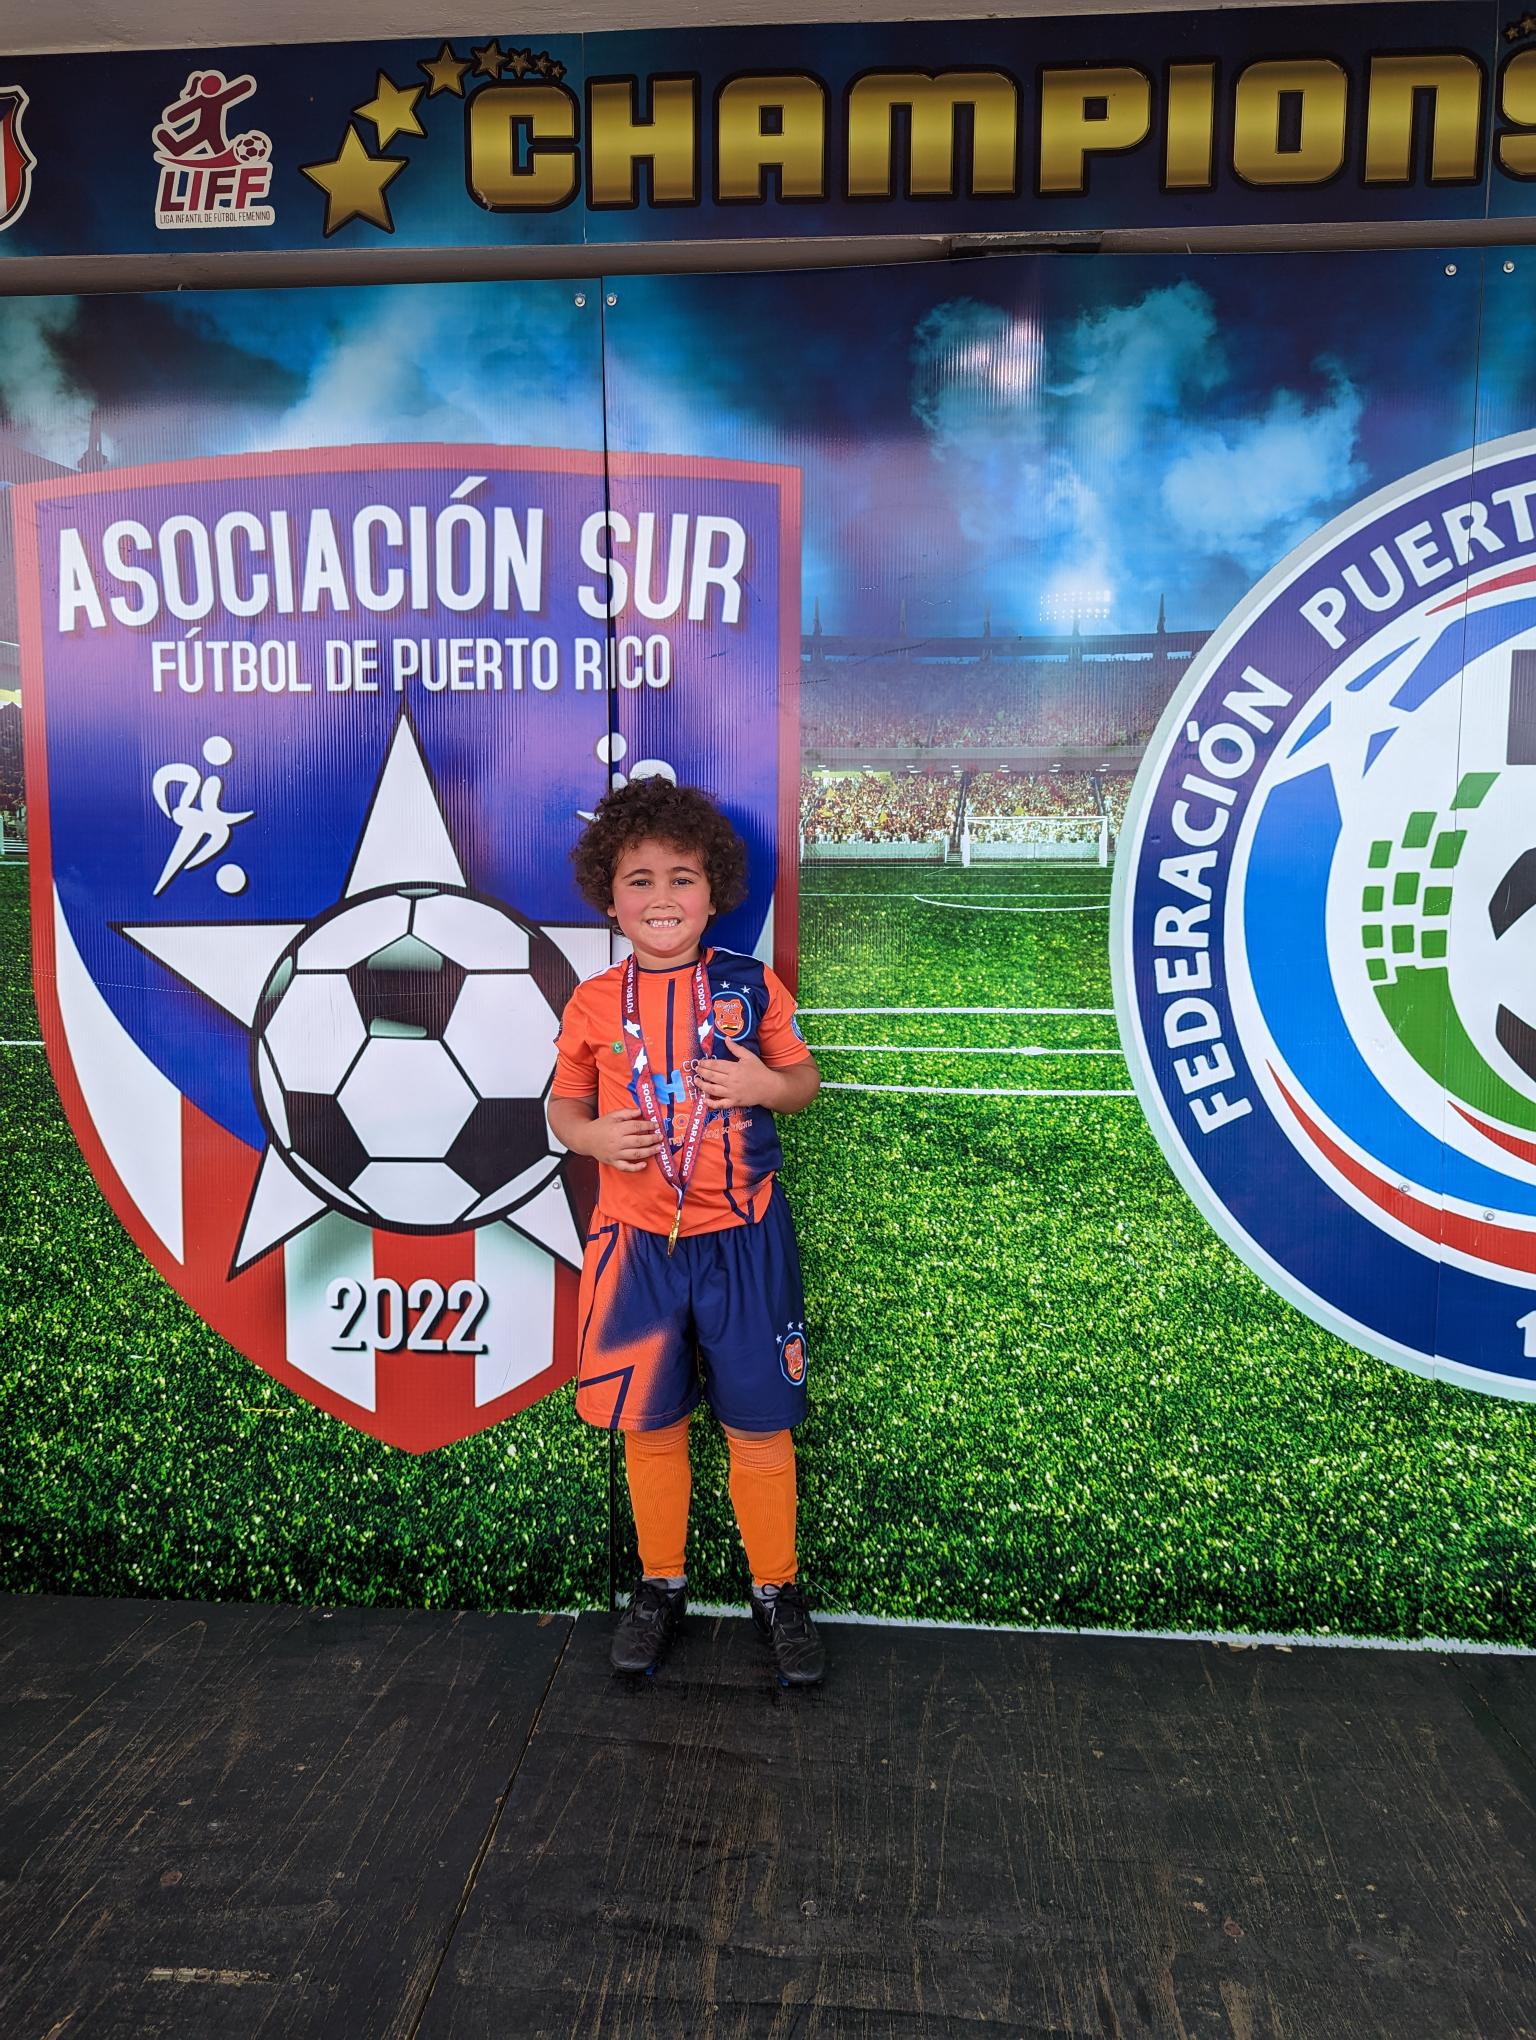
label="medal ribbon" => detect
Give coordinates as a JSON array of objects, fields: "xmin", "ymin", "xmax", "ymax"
[{"xmin": 621, "ymin": 952, "xmax": 715, "ymax": 1253}]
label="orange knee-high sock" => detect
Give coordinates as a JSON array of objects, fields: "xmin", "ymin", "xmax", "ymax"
[
  {"xmin": 623, "ymin": 1418, "xmax": 692, "ymax": 1580},
  {"xmin": 724, "ymin": 1428, "xmax": 798, "ymax": 1587}
]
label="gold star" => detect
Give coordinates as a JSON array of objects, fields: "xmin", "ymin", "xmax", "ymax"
[
  {"xmin": 355, "ymin": 71, "xmax": 424, "ymax": 149},
  {"xmin": 534, "ymin": 51, "xmax": 553, "ymax": 76},
  {"xmin": 471, "ymin": 38, "xmax": 506, "ymax": 80},
  {"xmin": 300, "ymin": 125, "xmax": 408, "ymax": 236},
  {"xmin": 506, "ymin": 48, "xmax": 533, "ymax": 80},
  {"xmin": 419, "ymin": 41, "xmax": 470, "ymax": 96},
  {"xmin": 547, "ymin": 58, "xmax": 567, "ymax": 82}
]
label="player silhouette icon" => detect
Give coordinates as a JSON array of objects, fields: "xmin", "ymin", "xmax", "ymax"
[
  {"xmin": 153, "ymin": 72, "xmax": 254, "ymax": 167},
  {"xmin": 150, "ymin": 739, "xmax": 253, "ymax": 895}
]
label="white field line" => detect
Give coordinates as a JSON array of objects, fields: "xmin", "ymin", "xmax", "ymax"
[
  {"xmin": 822, "ymin": 1080, "xmax": 1136, "ymax": 1097},
  {"xmin": 801, "ymin": 1005, "xmax": 1114, "ymax": 1016},
  {"xmin": 1, "ymin": 1039, "xmax": 43, "ymax": 1047},
  {"xmin": 802, "ymin": 889, "xmax": 1111, "ymax": 899},
  {"xmin": 661, "ymin": 1605, "xmax": 1536, "ymax": 1653},
  {"xmin": 816, "ymin": 1043, "xmax": 1124, "ymax": 1057},
  {"xmin": 912, "ymin": 896, "xmax": 1109, "ymax": 913}
]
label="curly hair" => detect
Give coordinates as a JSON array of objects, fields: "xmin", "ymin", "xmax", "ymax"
[{"xmin": 571, "ymin": 778, "xmax": 749, "ymax": 915}]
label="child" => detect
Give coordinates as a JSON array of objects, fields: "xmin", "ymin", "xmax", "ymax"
[{"xmin": 548, "ymin": 778, "xmax": 825, "ymax": 1683}]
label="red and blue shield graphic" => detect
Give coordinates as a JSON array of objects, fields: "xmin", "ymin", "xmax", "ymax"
[
  {"xmin": 13, "ymin": 444, "xmax": 799, "ymax": 1449},
  {"xmin": 0, "ymin": 85, "xmax": 36, "ymax": 231}
]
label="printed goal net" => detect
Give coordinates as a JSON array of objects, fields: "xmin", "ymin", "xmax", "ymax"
[{"xmin": 960, "ymin": 814, "xmax": 1109, "ymax": 865}]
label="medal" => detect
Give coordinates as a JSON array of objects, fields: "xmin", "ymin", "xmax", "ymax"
[{"xmin": 621, "ymin": 952, "xmax": 715, "ymax": 1253}]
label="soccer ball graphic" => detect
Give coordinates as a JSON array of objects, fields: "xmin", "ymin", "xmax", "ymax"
[
  {"xmin": 232, "ymin": 130, "xmax": 271, "ymax": 163},
  {"xmin": 251, "ymin": 883, "xmax": 575, "ymax": 1232},
  {"xmin": 1487, "ymin": 835, "xmax": 1536, "ymax": 1084}
]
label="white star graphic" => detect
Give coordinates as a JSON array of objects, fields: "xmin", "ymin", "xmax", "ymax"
[{"xmin": 118, "ymin": 714, "xmax": 606, "ymax": 1277}]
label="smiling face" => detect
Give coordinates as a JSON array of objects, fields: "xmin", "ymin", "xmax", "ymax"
[{"xmin": 607, "ymin": 837, "xmax": 715, "ymax": 969}]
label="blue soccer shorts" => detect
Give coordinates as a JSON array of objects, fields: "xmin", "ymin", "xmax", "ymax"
[{"xmin": 574, "ymin": 1183, "xmax": 810, "ymax": 1434}]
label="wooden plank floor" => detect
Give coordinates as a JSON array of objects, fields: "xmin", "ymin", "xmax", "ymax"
[
  {"xmin": 5, "ymin": 1597, "xmax": 1536, "ymax": 2038},
  {"xmin": 0, "ymin": 1595, "xmax": 569, "ymax": 2039},
  {"xmin": 417, "ymin": 1619, "xmax": 1536, "ymax": 2039}
]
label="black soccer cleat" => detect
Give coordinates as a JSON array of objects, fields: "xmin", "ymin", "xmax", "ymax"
[
  {"xmin": 610, "ymin": 1578, "xmax": 686, "ymax": 1675},
  {"xmin": 751, "ymin": 1582, "xmax": 826, "ymax": 1685}
]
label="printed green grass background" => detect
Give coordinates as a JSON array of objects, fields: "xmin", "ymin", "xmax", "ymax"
[{"xmin": 7, "ymin": 855, "xmax": 1536, "ymax": 1638}]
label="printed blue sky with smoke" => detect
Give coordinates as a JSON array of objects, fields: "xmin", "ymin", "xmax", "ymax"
[{"xmin": 0, "ymin": 251, "xmax": 1488, "ymax": 650}]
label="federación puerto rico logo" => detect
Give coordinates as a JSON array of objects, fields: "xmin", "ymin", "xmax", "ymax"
[{"xmin": 1115, "ymin": 429, "xmax": 1536, "ymax": 1401}]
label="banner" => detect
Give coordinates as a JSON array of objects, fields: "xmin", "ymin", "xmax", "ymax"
[
  {"xmin": 1, "ymin": 6, "xmax": 1535, "ymax": 257},
  {"xmin": 6, "ymin": 255, "xmax": 1536, "ymax": 1641}
]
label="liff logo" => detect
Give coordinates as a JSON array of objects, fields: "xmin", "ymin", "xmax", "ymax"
[{"xmin": 153, "ymin": 69, "xmax": 274, "ymax": 229}]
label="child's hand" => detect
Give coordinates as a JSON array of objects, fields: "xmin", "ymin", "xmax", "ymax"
[
  {"xmin": 584, "ymin": 1107, "xmax": 665, "ymax": 1172},
  {"xmin": 693, "ymin": 1038, "xmax": 774, "ymax": 1112}
]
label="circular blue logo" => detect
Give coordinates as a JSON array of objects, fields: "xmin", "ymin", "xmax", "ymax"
[{"xmin": 1114, "ymin": 430, "xmax": 1536, "ymax": 1401}]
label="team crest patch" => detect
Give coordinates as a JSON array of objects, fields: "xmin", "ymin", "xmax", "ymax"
[
  {"xmin": 0, "ymin": 85, "xmax": 36, "ymax": 232},
  {"xmin": 712, "ymin": 992, "xmax": 749, "ymax": 1039},
  {"xmin": 1116, "ymin": 427, "xmax": 1536, "ymax": 1402},
  {"xmin": 779, "ymin": 1325, "xmax": 808, "ymax": 1384}
]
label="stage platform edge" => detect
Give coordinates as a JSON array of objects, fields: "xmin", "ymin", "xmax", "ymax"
[{"xmin": 5, "ymin": 1594, "xmax": 1536, "ymax": 2037}]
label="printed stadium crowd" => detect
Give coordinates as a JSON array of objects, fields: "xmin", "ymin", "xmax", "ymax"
[
  {"xmin": 794, "ymin": 631, "xmax": 1176, "ymax": 850},
  {"xmin": 0, "ymin": 698, "xmax": 23, "ymax": 853},
  {"xmin": 1099, "ymin": 774, "xmax": 1134, "ymax": 839},
  {"xmin": 800, "ymin": 771, "xmax": 963, "ymax": 845},
  {"xmin": 0, "ymin": 701, "xmax": 20, "ymax": 814},
  {"xmin": 800, "ymin": 661, "xmax": 1183, "ymax": 753},
  {"xmin": 967, "ymin": 771, "xmax": 1097, "ymax": 817},
  {"xmin": 799, "ymin": 769, "xmax": 1133, "ymax": 848}
]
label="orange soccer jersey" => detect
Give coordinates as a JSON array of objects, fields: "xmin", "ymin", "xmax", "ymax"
[{"xmin": 551, "ymin": 946, "xmax": 811, "ymax": 1237}]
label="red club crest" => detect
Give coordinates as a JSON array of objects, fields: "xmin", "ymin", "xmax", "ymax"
[{"xmin": 0, "ymin": 86, "xmax": 36, "ymax": 233}]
